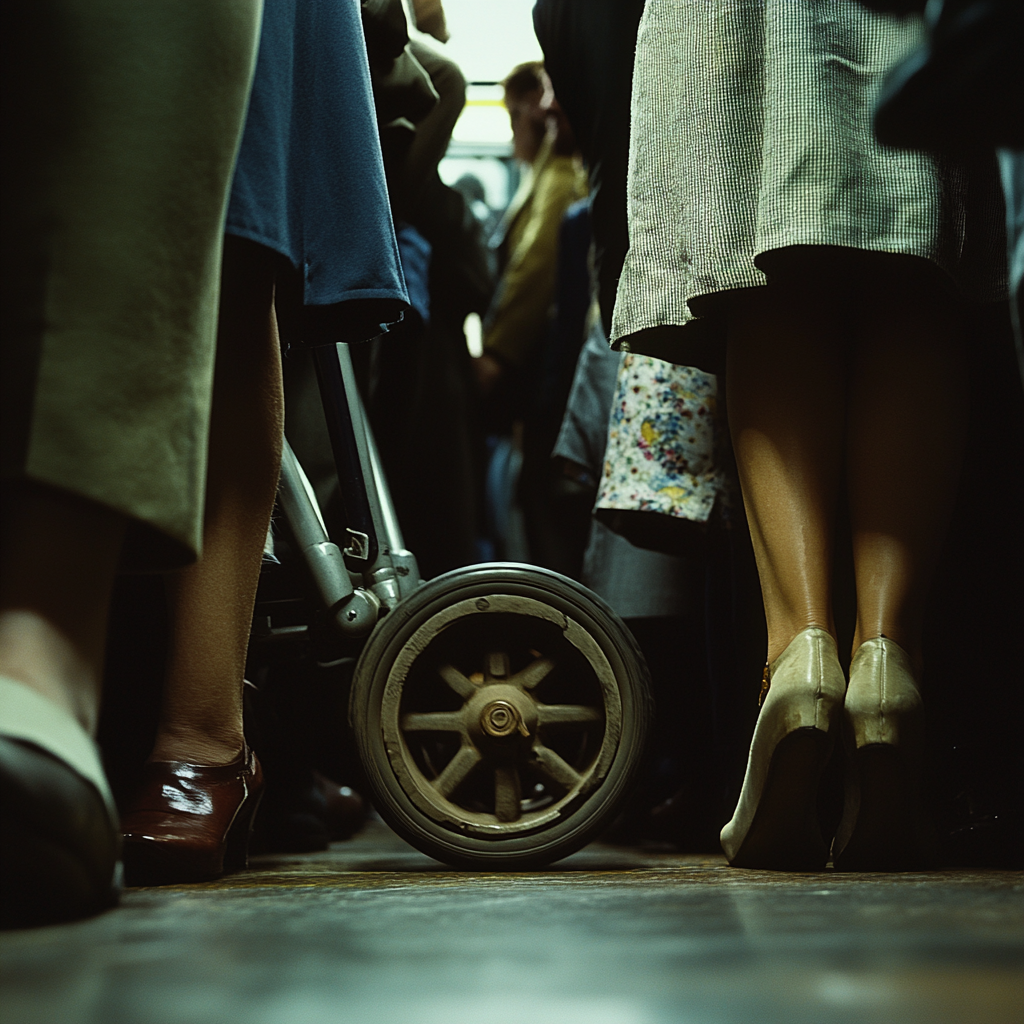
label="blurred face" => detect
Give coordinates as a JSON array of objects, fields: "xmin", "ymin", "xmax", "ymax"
[{"xmin": 505, "ymin": 85, "xmax": 545, "ymax": 163}]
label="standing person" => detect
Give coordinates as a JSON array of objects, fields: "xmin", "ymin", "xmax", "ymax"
[
  {"xmin": 533, "ymin": 0, "xmax": 765, "ymax": 836},
  {"xmin": 612, "ymin": 0, "xmax": 1006, "ymax": 870},
  {"xmin": 359, "ymin": 12, "xmax": 494, "ymax": 580},
  {"xmin": 117, "ymin": 0, "xmax": 408, "ymax": 884},
  {"xmin": 532, "ymin": 0, "xmax": 645, "ymax": 339},
  {"xmin": 476, "ymin": 62, "xmax": 588, "ymax": 406},
  {"xmin": 0, "ymin": 0, "xmax": 262, "ymax": 927}
]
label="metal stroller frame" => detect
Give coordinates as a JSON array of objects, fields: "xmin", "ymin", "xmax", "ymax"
[
  {"xmin": 274, "ymin": 342, "xmax": 423, "ymax": 637},
  {"xmin": 258, "ymin": 341, "xmax": 652, "ymax": 869}
]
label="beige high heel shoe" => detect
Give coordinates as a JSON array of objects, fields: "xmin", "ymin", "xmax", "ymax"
[
  {"xmin": 832, "ymin": 637, "xmax": 934, "ymax": 871},
  {"xmin": 721, "ymin": 626, "xmax": 846, "ymax": 870}
]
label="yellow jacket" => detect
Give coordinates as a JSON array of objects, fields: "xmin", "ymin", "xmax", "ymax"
[{"xmin": 483, "ymin": 136, "xmax": 588, "ymax": 368}]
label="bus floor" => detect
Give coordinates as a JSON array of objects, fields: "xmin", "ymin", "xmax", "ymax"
[{"xmin": 1, "ymin": 819, "xmax": 1021, "ymax": 1024}]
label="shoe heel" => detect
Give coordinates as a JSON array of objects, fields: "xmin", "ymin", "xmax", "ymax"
[
  {"xmin": 224, "ymin": 784, "xmax": 264, "ymax": 872},
  {"xmin": 728, "ymin": 727, "xmax": 833, "ymax": 870},
  {"xmin": 721, "ymin": 627, "xmax": 846, "ymax": 870},
  {"xmin": 833, "ymin": 743, "xmax": 934, "ymax": 871},
  {"xmin": 832, "ymin": 638, "xmax": 933, "ymax": 871}
]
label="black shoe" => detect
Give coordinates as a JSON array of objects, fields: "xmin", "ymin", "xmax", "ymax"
[{"xmin": 0, "ymin": 737, "xmax": 121, "ymax": 928}]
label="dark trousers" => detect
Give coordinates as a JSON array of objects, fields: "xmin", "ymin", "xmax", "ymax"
[{"xmin": 532, "ymin": 0, "xmax": 645, "ymax": 337}]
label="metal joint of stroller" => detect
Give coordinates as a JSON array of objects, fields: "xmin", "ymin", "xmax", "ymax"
[
  {"xmin": 277, "ymin": 443, "xmax": 381, "ymax": 638},
  {"xmin": 275, "ymin": 342, "xmax": 422, "ymax": 641}
]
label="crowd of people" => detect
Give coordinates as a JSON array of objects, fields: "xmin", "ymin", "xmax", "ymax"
[{"xmin": 1, "ymin": 0, "xmax": 1021, "ymax": 929}]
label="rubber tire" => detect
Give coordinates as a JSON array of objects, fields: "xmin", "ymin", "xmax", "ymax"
[{"xmin": 348, "ymin": 563, "xmax": 653, "ymax": 869}]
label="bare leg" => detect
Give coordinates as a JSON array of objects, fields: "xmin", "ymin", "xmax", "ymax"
[
  {"xmin": 0, "ymin": 484, "xmax": 126, "ymax": 735},
  {"xmin": 150, "ymin": 237, "xmax": 283, "ymax": 765},
  {"xmin": 720, "ymin": 257, "xmax": 853, "ymax": 867},
  {"xmin": 725, "ymin": 263, "xmax": 849, "ymax": 663},
  {"xmin": 847, "ymin": 262, "xmax": 965, "ymax": 668},
  {"xmin": 722, "ymin": 250, "xmax": 958, "ymax": 870},
  {"xmin": 829, "ymin": 257, "xmax": 961, "ymax": 870}
]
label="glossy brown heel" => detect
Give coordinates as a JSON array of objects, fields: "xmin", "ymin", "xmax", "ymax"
[{"xmin": 121, "ymin": 747, "xmax": 264, "ymax": 885}]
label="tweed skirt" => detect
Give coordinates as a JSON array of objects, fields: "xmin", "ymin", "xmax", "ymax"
[
  {"xmin": 610, "ymin": 0, "xmax": 1007, "ymax": 372},
  {"xmin": 1, "ymin": 1, "xmax": 260, "ymax": 569}
]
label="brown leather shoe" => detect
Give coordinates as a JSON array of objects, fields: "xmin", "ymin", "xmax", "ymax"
[{"xmin": 121, "ymin": 747, "xmax": 264, "ymax": 885}]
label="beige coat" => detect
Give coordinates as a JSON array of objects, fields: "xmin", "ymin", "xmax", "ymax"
[{"xmin": 2, "ymin": 0, "xmax": 260, "ymax": 570}]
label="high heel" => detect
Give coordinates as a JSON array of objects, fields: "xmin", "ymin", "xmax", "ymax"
[
  {"xmin": 721, "ymin": 627, "xmax": 845, "ymax": 870},
  {"xmin": 832, "ymin": 637, "xmax": 934, "ymax": 871},
  {"xmin": 121, "ymin": 746, "xmax": 264, "ymax": 885}
]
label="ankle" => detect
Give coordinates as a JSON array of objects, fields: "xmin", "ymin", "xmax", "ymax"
[
  {"xmin": 852, "ymin": 630, "xmax": 923, "ymax": 677},
  {"xmin": 0, "ymin": 611, "xmax": 101, "ymax": 734},
  {"xmin": 149, "ymin": 730, "xmax": 246, "ymax": 767},
  {"xmin": 766, "ymin": 621, "xmax": 835, "ymax": 665}
]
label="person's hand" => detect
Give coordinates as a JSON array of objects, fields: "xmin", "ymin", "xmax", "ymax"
[
  {"xmin": 412, "ymin": 0, "xmax": 450, "ymax": 42},
  {"xmin": 473, "ymin": 352, "xmax": 505, "ymax": 396}
]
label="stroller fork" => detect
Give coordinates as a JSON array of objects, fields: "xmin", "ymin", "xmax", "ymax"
[{"xmin": 276, "ymin": 341, "xmax": 421, "ymax": 639}]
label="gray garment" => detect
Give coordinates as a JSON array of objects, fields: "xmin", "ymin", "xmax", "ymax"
[
  {"xmin": 553, "ymin": 318, "xmax": 623, "ymax": 476},
  {"xmin": 553, "ymin": 318, "xmax": 699, "ymax": 620},
  {"xmin": 612, "ymin": 0, "xmax": 1007, "ymax": 371},
  {"xmin": 581, "ymin": 518, "xmax": 698, "ymax": 619}
]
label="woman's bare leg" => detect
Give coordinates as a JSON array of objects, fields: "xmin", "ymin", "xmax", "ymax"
[
  {"xmin": 720, "ymin": 255, "xmax": 855, "ymax": 867},
  {"xmin": 0, "ymin": 484, "xmax": 126, "ymax": 735},
  {"xmin": 725, "ymin": 263, "xmax": 849, "ymax": 663},
  {"xmin": 150, "ymin": 237, "xmax": 283, "ymax": 765},
  {"xmin": 846, "ymin": 261, "xmax": 965, "ymax": 668}
]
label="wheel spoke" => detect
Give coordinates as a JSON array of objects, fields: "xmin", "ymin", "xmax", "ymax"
[
  {"xmin": 439, "ymin": 664, "xmax": 477, "ymax": 699},
  {"xmin": 532, "ymin": 743, "xmax": 582, "ymax": 790},
  {"xmin": 401, "ymin": 711, "xmax": 464, "ymax": 733},
  {"xmin": 433, "ymin": 743, "xmax": 482, "ymax": 797},
  {"xmin": 485, "ymin": 651, "xmax": 511, "ymax": 681},
  {"xmin": 494, "ymin": 765, "xmax": 522, "ymax": 822},
  {"xmin": 536, "ymin": 704, "xmax": 602, "ymax": 727},
  {"xmin": 511, "ymin": 656, "xmax": 555, "ymax": 690}
]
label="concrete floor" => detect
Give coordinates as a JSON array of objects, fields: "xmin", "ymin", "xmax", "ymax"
[{"xmin": 1, "ymin": 821, "xmax": 1021, "ymax": 1024}]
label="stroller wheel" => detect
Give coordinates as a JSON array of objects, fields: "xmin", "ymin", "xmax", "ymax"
[{"xmin": 348, "ymin": 563, "xmax": 653, "ymax": 868}]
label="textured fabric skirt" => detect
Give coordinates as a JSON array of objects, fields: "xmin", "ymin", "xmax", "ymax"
[
  {"xmin": 1, "ymin": 1, "xmax": 260, "ymax": 569},
  {"xmin": 611, "ymin": 0, "xmax": 1007, "ymax": 372}
]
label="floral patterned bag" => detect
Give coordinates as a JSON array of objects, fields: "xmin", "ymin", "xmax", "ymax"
[{"xmin": 594, "ymin": 353, "xmax": 740, "ymax": 554}]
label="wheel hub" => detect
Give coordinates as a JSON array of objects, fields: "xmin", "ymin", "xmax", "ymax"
[
  {"xmin": 466, "ymin": 684, "xmax": 537, "ymax": 749},
  {"xmin": 479, "ymin": 699, "xmax": 529, "ymax": 738}
]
